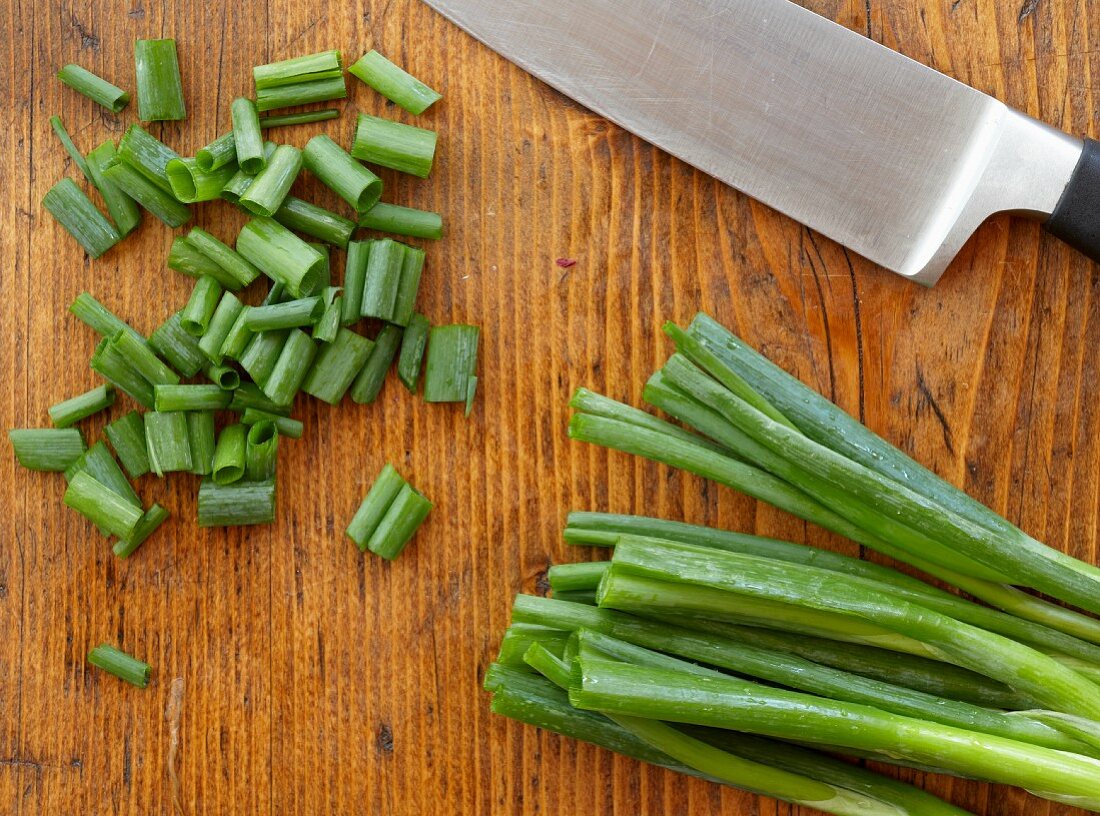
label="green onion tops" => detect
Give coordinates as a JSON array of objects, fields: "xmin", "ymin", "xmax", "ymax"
[
  {"xmin": 302, "ymin": 134, "xmax": 383, "ymax": 214},
  {"xmin": 87, "ymin": 643, "xmax": 150, "ymax": 687},
  {"xmin": 9, "ymin": 428, "xmax": 86, "ymax": 472},
  {"xmin": 85, "ymin": 141, "xmax": 141, "ymax": 237},
  {"xmin": 346, "ymin": 463, "xmax": 432, "ymax": 559},
  {"xmin": 134, "ymin": 38, "xmax": 186, "ymax": 121},
  {"xmin": 423, "ymin": 324, "xmax": 479, "ymax": 409},
  {"xmin": 352, "ymin": 114, "xmax": 437, "ymax": 178},
  {"xmin": 144, "ymin": 411, "xmax": 193, "ymax": 476},
  {"xmin": 348, "ymin": 50, "xmax": 441, "ymax": 115},
  {"xmin": 360, "ymin": 202, "xmax": 443, "ymax": 240},
  {"xmin": 252, "ymin": 50, "xmax": 346, "ymax": 112},
  {"xmin": 195, "ymin": 131, "xmax": 237, "ymax": 173},
  {"xmin": 57, "ymin": 63, "xmax": 130, "ymax": 112},
  {"xmin": 236, "ymin": 218, "xmax": 325, "ymax": 297},
  {"xmin": 302, "ymin": 328, "xmax": 374, "ymax": 405},
  {"xmin": 43, "ymin": 178, "xmax": 120, "ymax": 259},
  {"xmin": 238, "ymin": 144, "xmax": 301, "ymax": 218},
  {"xmin": 169, "ymin": 228, "xmax": 261, "ymax": 291},
  {"xmin": 258, "ymin": 109, "xmax": 340, "ymax": 129},
  {"xmin": 104, "ymin": 411, "xmax": 151, "ymax": 478},
  {"xmin": 180, "ymin": 276, "xmax": 224, "ymax": 336},
  {"xmin": 166, "ymin": 157, "xmax": 238, "ymax": 203},
  {"xmin": 49, "ymin": 384, "xmax": 116, "ymax": 428},
  {"xmin": 274, "ymin": 196, "xmax": 356, "ymax": 249},
  {"xmin": 231, "ymin": 97, "xmax": 266, "ymax": 174},
  {"xmin": 198, "ymin": 478, "xmax": 276, "ymax": 527}
]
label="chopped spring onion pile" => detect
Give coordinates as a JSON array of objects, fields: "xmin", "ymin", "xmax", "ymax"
[{"xmin": 486, "ymin": 312, "xmax": 1100, "ymax": 814}]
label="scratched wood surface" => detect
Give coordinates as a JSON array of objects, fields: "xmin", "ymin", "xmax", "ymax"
[{"xmin": 1, "ymin": 0, "xmax": 1097, "ymax": 814}]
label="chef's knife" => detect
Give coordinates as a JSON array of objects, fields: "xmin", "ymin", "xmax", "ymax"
[{"xmin": 421, "ymin": 0, "xmax": 1100, "ymax": 285}]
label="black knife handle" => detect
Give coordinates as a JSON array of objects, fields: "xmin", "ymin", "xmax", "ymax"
[{"xmin": 1045, "ymin": 138, "xmax": 1100, "ymax": 264}]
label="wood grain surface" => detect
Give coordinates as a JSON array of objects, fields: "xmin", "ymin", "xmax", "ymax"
[{"xmin": 2, "ymin": 1, "xmax": 1098, "ymax": 814}]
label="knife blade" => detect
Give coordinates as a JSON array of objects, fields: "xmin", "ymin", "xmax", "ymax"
[{"xmin": 421, "ymin": 0, "xmax": 1100, "ymax": 285}]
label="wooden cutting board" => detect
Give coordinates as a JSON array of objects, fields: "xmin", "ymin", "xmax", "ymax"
[{"xmin": 2, "ymin": 1, "xmax": 1097, "ymax": 814}]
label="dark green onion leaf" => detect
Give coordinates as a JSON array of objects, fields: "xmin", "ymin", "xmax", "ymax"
[
  {"xmin": 113, "ymin": 504, "xmax": 170, "ymax": 558},
  {"xmin": 49, "ymin": 384, "xmax": 116, "ymax": 428},
  {"xmin": 302, "ymin": 134, "xmax": 382, "ymax": 214},
  {"xmin": 302, "ymin": 327, "xmax": 374, "ymax": 405},
  {"xmin": 423, "ymin": 324, "xmax": 480, "ymax": 404},
  {"xmin": 360, "ymin": 202, "xmax": 443, "ymax": 240},
  {"xmin": 397, "ymin": 313, "xmax": 430, "ymax": 392},
  {"xmin": 87, "ymin": 643, "xmax": 150, "ymax": 687},
  {"xmin": 57, "ymin": 64, "xmax": 130, "ymax": 112},
  {"xmin": 8, "ymin": 428, "xmax": 86, "ymax": 472},
  {"xmin": 197, "ymin": 478, "xmax": 276, "ymax": 526},
  {"xmin": 347, "ymin": 50, "xmax": 440, "ymax": 115},
  {"xmin": 351, "ymin": 113, "xmax": 437, "ymax": 179},
  {"xmin": 104, "ymin": 411, "xmax": 150, "ymax": 478},
  {"xmin": 42, "ymin": 178, "xmax": 120, "ymax": 259},
  {"xmin": 134, "ymin": 38, "xmax": 186, "ymax": 121},
  {"xmin": 349, "ymin": 324, "xmax": 402, "ymax": 404}
]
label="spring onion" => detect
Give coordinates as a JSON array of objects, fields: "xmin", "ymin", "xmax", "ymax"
[
  {"xmin": 301, "ymin": 134, "xmax": 382, "ymax": 214},
  {"xmin": 185, "ymin": 411, "xmax": 215, "ymax": 476},
  {"xmin": 87, "ymin": 643, "xmax": 150, "ymax": 687},
  {"xmin": 105, "ymin": 411, "xmax": 150, "ymax": 478},
  {"xmin": 49, "ymin": 384, "xmax": 115, "ymax": 428},
  {"xmin": 117, "ymin": 123, "xmax": 179, "ymax": 190},
  {"xmin": 391, "ymin": 246, "xmax": 425, "ymax": 328},
  {"xmin": 8, "ymin": 428, "xmax": 86, "ymax": 472},
  {"xmin": 134, "ymin": 38, "xmax": 186, "ymax": 120},
  {"xmin": 222, "ymin": 141, "xmax": 277, "ymax": 204},
  {"xmin": 236, "ymin": 218, "xmax": 325, "ymax": 297},
  {"xmin": 90, "ymin": 337, "xmax": 155, "ymax": 408},
  {"xmin": 365, "ymin": 483, "xmax": 432, "ymax": 560},
  {"xmin": 346, "ymin": 463, "xmax": 406, "ymax": 551},
  {"xmin": 154, "ymin": 384, "xmax": 232, "ymax": 412},
  {"xmin": 347, "ymin": 50, "xmax": 440, "ymax": 115},
  {"xmin": 166, "ymin": 157, "xmax": 238, "ymax": 203},
  {"xmin": 64, "ymin": 471, "xmax": 142, "ymax": 539},
  {"xmin": 102, "ymin": 157, "xmax": 191, "ymax": 227},
  {"xmin": 113, "ymin": 503, "xmax": 170, "ymax": 558},
  {"xmin": 349, "ymin": 324, "xmax": 402, "ymax": 404},
  {"xmin": 351, "ymin": 113, "xmax": 437, "ymax": 178},
  {"xmin": 49, "ymin": 115, "xmax": 92, "ymax": 181},
  {"xmin": 228, "ymin": 382, "xmax": 291, "ymax": 416},
  {"xmin": 341, "ymin": 240, "xmax": 370, "ymax": 325},
  {"xmin": 396, "ymin": 313, "xmax": 429, "ymax": 391},
  {"xmin": 360, "ymin": 202, "xmax": 443, "ymax": 240},
  {"xmin": 144, "ymin": 411, "xmax": 192, "ymax": 476},
  {"xmin": 197, "ymin": 292, "xmax": 244, "ymax": 363},
  {"xmin": 110, "ymin": 329, "xmax": 181, "ymax": 386},
  {"xmin": 254, "ymin": 76, "xmax": 347, "ymax": 112},
  {"xmin": 65, "ymin": 440, "xmax": 140, "ymax": 506},
  {"xmin": 262, "ymin": 329, "xmax": 317, "ymax": 406},
  {"xmin": 197, "ymin": 478, "xmax": 276, "ymax": 526},
  {"xmin": 240, "ymin": 408, "xmax": 302, "ymax": 438},
  {"xmin": 252, "ymin": 50, "xmax": 346, "ymax": 112},
  {"xmin": 204, "ymin": 364, "xmax": 240, "ymax": 390},
  {"xmin": 274, "ymin": 196, "xmax": 355, "ymax": 249},
  {"xmin": 179, "ymin": 276, "xmax": 224, "ymax": 336},
  {"xmin": 195, "ymin": 131, "xmax": 236, "ymax": 173},
  {"xmin": 149, "ymin": 312, "xmax": 207, "ymax": 378},
  {"xmin": 85, "ymin": 141, "xmax": 141, "ymax": 237},
  {"xmin": 57, "ymin": 64, "xmax": 130, "ymax": 112},
  {"xmin": 244, "ymin": 297, "xmax": 324, "ymax": 331},
  {"xmin": 43, "ymin": 178, "xmax": 120, "ymax": 258},
  {"xmin": 211, "ymin": 424, "xmax": 246, "ymax": 485},
  {"xmin": 302, "ymin": 327, "xmax": 374, "ymax": 404},
  {"xmin": 238, "ymin": 144, "xmax": 301, "ymax": 218},
  {"xmin": 172, "ymin": 228, "xmax": 261, "ymax": 291},
  {"xmin": 239, "ymin": 330, "xmax": 290, "ymax": 386},
  {"xmin": 69, "ymin": 293, "xmax": 142, "ymax": 345},
  {"xmin": 423, "ymin": 324, "xmax": 479, "ymax": 404},
  {"xmin": 312, "ymin": 293, "xmax": 343, "ymax": 343},
  {"xmin": 360, "ymin": 237, "xmax": 405, "ymax": 321},
  {"xmin": 219, "ymin": 308, "xmax": 254, "ymax": 361},
  {"xmin": 245, "ymin": 421, "xmax": 279, "ymax": 481},
  {"xmin": 258, "ymin": 109, "xmax": 340, "ymax": 128},
  {"xmin": 225, "ymin": 97, "xmax": 264, "ymax": 173}
]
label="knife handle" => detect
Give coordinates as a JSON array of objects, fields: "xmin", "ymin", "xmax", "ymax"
[{"xmin": 1045, "ymin": 138, "xmax": 1100, "ymax": 264}]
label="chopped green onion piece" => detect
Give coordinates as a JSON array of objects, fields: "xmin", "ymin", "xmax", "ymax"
[
  {"xmin": 185, "ymin": 411, "xmax": 216, "ymax": 475},
  {"xmin": 8, "ymin": 428, "xmax": 86, "ymax": 472},
  {"xmin": 347, "ymin": 50, "xmax": 440, "ymax": 115},
  {"xmin": 236, "ymin": 217, "xmax": 324, "ymax": 297},
  {"xmin": 90, "ymin": 338, "xmax": 155, "ymax": 408},
  {"xmin": 312, "ymin": 296, "xmax": 342, "ymax": 343},
  {"xmin": 423, "ymin": 324, "xmax": 480, "ymax": 403},
  {"xmin": 134, "ymin": 38, "xmax": 186, "ymax": 121},
  {"xmin": 204, "ymin": 364, "xmax": 240, "ymax": 390},
  {"xmin": 352, "ymin": 113, "xmax": 437, "ymax": 178},
  {"xmin": 149, "ymin": 312, "xmax": 206, "ymax": 377},
  {"xmin": 310, "ymin": 242, "xmax": 332, "ymax": 288},
  {"xmin": 239, "ymin": 330, "xmax": 290, "ymax": 386},
  {"xmin": 70, "ymin": 293, "xmax": 146, "ymax": 346},
  {"xmin": 198, "ymin": 292, "xmax": 244, "ymax": 364},
  {"xmin": 110, "ymin": 329, "xmax": 181, "ymax": 386},
  {"xmin": 302, "ymin": 134, "xmax": 382, "ymax": 214},
  {"xmin": 244, "ymin": 297, "xmax": 324, "ymax": 331},
  {"xmin": 262, "ymin": 329, "xmax": 318, "ymax": 406},
  {"xmin": 166, "ymin": 157, "xmax": 238, "ymax": 203},
  {"xmin": 227, "ymin": 97, "xmax": 265, "ymax": 174},
  {"xmin": 197, "ymin": 478, "xmax": 276, "ymax": 526},
  {"xmin": 195, "ymin": 131, "xmax": 237, "ymax": 173},
  {"xmin": 64, "ymin": 470, "xmax": 142, "ymax": 539},
  {"xmin": 187, "ymin": 228, "xmax": 261, "ymax": 290},
  {"xmin": 49, "ymin": 115, "xmax": 92, "ymax": 181},
  {"xmin": 220, "ymin": 307, "xmax": 254, "ymax": 360},
  {"xmin": 113, "ymin": 504, "xmax": 169, "ymax": 558},
  {"xmin": 253, "ymin": 50, "xmax": 343, "ymax": 88},
  {"xmin": 118, "ymin": 123, "xmax": 179, "ymax": 191},
  {"xmin": 229, "ymin": 382, "xmax": 291, "ymax": 416},
  {"xmin": 302, "ymin": 327, "xmax": 374, "ymax": 404},
  {"xmin": 255, "ymin": 77, "xmax": 346, "ymax": 112},
  {"xmin": 180, "ymin": 276, "xmax": 224, "ymax": 336},
  {"xmin": 239, "ymin": 144, "xmax": 301, "ymax": 217},
  {"xmin": 154, "ymin": 384, "xmax": 232, "ymax": 412},
  {"xmin": 104, "ymin": 411, "xmax": 150, "ymax": 478},
  {"xmin": 43, "ymin": 178, "xmax": 120, "ymax": 259},
  {"xmin": 85, "ymin": 141, "xmax": 141, "ymax": 237},
  {"xmin": 346, "ymin": 463, "xmax": 406, "ymax": 551},
  {"xmin": 274, "ymin": 196, "xmax": 356, "ymax": 248},
  {"xmin": 258, "ymin": 109, "xmax": 340, "ymax": 128},
  {"xmin": 360, "ymin": 202, "xmax": 443, "ymax": 240},
  {"xmin": 245, "ymin": 421, "xmax": 279, "ymax": 481},
  {"xmin": 57, "ymin": 64, "xmax": 130, "ymax": 112},
  {"xmin": 397, "ymin": 313, "xmax": 430, "ymax": 392},
  {"xmin": 49, "ymin": 384, "xmax": 116, "ymax": 428},
  {"xmin": 103, "ymin": 157, "xmax": 191, "ymax": 227},
  {"xmin": 87, "ymin": 643, "xmax": 150, "ymax": 687},
  {"xmin": 222, "ymin": 141, "xmax": 277, "ymax": 204},
  {"xmin": 366, "ymin": 483, "xmax": 432, "ymax": 560},
  {"xmin": 65, "ymin": 441, "xmax": 141, "ymax": 521},
  {"xmin": 211, "ymin": 423, "xmax": 247, "ymax": 485},
  {"xmin": 169, "ymin": 235, "xmax": 222, "ymax": 279},
  {"xmin": 360, "ymin": 238, "xmax": 405, "ymax": 321},
  {"xmin": 350, "ymin": 324, "xmax": 402, "ymax": 404},
  {"xmin": 144, "ymin": 411, "xmax": 192, "ymax": 476},
  {"xmin": 341, "ymin": 240, "xmax": 370, "ymax": 325},
  {"xmin": 391, "ymin": 246, "xmax": 425, "ymax": 327},
  {"xmin": 241, "ymin": 408, "xmax": 303, "ymax": 438}
]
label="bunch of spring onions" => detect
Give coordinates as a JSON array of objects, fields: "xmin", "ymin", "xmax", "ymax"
[
  {"xmin": 15, "ymin": 42, "xmax": 475, "ymax": 572},
  {"xmin": 486, "ymin": 312, "xmax": 1100, "ymax": 813}
]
